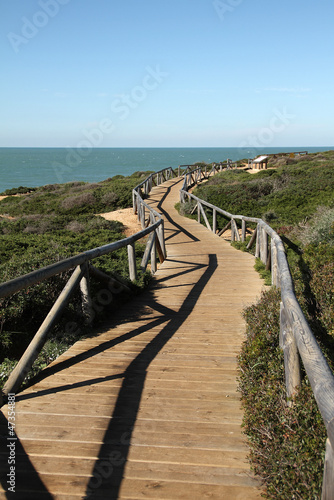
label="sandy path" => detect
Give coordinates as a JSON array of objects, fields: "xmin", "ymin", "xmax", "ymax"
[{"xmin": 98, "ymin": 207, "xmax": 142, "ymax": 237}]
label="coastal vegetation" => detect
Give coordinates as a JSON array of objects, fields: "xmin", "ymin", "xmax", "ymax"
[
  {"xmin": 190, "ymin": 150, "xmax": 334, "ymax": 498},
  {"xmin": 0, "ymin": 171, "xmax": 152, "ymax": 389},
  {"xmin": 1, "ymin": 152, "xmax": 334, "ymax": 496}
]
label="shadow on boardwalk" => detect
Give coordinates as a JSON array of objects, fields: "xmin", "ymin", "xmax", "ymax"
[
  {"xmin": 85, "ymin": 253, "xmax": 217, "ymax": 499},
  {"xmin": 0, "ymin": 252, "xmax": 217, "ymax": 499}
]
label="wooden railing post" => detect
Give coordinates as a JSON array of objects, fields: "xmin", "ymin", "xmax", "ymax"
[
  {"xmin": 141, "ymin": 204, "xmax": 146, "ymax": 229},
  {"xmin": 213, "ymin": 209, "xmax": 217, "ymax": 234},
  {"xmin": 271, "ymin": 242, "xmax": 279, "ymax": 287},
  {"xmin": 151, "ymin": 234, "xmax": 157, "ymax": 274},
  {"xmin": 157, "ymin": 221, "xmax": 166, "ymax": 261},
  {"xmin": 2, "ymin": 265, "xmax": 84, "ymax": 397},
  {"xmin": 261, "ymin": 226, "xmax": 268, "ymax": 264},
  {"xmin": 266, "ymin": 242, "xmax": 272, "ymax": 271},
  {"xmin": 199, "ymin": 204, "xmax": 211, "ymax": 231},
  {"xmin": 231, "ymin": 219, "xmax": 240, "ymax": 242},
  {"xmin": 242, "ymin": 219, "xmax": 246, "ymax": 242},
  {"xmin": 80, "ymin": 263, "xmax": 94, "ymax": 325},
  {"xmin": 255, "ymin": 224, "xmax": 261, "ymax": 258},
  {"xmin": 127, "ymin": 243, "xmax": 137, "ymax": 282},
  {"xmin": 280, "ymin": 302, "xmax": 301, "ymax": 404},
  {"xmin": 133, "ymin": 192, "xmax": 136, "ymax": 214},
  {"xmin": 322, "ymin": 438, "xmax": 334, "ymax": 500},
  {"xmin": 247, "ymin": 227, "xmax": 257, "ymax": 250},
  {"xmin": 137, "ymin": 199, "xmax": 141, "ymax": 223},
  {"xmin": 231, "ymin": 219, "xmax": 236, "ymax": 242}
]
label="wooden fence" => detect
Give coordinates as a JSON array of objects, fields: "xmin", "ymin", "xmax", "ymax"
[
  {"xmin": 0, "ymin": 167, "xmax": 177, "ymax": 402},
  {"xmin": 1, "ymin": 161, "xmax": 333, "ymax": 496},
  {"xmin": 180, "ymin": 166, "xmax": 334, "ymax": 499}
]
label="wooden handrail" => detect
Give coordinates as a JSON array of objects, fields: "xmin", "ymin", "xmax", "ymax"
[
  {"xmin": 2, "ymin": 161, "xmax": 333, "ymax": 495},
  {"xmin": 180, "ymin": 166, "xmax": 334, "ymax": 498},
  {"xmin": 0, "ymin": 167, "xmax": 173, "ymax": 400}
]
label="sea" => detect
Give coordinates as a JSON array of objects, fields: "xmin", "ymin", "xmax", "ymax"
[{"xmin": 0, "ymin": 147, "xmax": 332, "ymax": 193}]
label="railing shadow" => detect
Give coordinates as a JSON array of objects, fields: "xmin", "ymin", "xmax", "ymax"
[
  {"xmin": 0, "ymin": 411, "xmax": 53, "ymax": 499},
  {"xmin": 85, "ymin": 253, "xmax": 218, "ymax": 499},
  {"xmin": 156, "ymin": 180, "xmax": 200, "ymax": 243}
]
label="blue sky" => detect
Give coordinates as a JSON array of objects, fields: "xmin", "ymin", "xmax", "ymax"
[{"xmin": 1, "ymin": 0, "xmax": 333, "ymax": 147}]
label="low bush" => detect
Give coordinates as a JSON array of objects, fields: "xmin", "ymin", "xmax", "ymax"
[
  {"xmin": 61, "ymin": 192, "xmax": 97, "ymax": 211},
  {"xmin": 254, "ymin": 258, "xmax": 272, "ymax": 286},
  {"xmin": 239, "ymin": 288, "xmax": 327, "ymax": 499},
  {"xmin": 310, "ymin": 261, "xmax": 334, "ymax": 337},
  {"xmin": 302, "ymin": 207, "xmax": 334, "ymax": 246}
]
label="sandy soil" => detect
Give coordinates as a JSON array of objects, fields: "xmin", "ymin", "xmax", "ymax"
[{"xmin": 98, "ymin": 208, "xmax": 142, "ymax": 237}]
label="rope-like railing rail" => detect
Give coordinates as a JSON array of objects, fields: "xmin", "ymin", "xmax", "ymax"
[
  {"xmin": 180, "ymin": 166, "xmax": 334, "ymax": 498},
  {"xmin": 0, "ymin": 167, "xmax": 175, "ymax": 402}
]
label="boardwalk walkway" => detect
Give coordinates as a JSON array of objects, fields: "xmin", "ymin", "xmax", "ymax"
[{"xmin": 1, "ymin": 178, "xmax": 265, "ymax": 499}]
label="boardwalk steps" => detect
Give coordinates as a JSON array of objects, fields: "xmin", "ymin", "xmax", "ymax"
[{"xmin": 1, "ymin": 177, "xmax": 265, "ymax": 499}]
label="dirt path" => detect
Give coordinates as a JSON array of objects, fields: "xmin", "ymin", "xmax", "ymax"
[{"xmin": 98, "ymin": 207, "xmax": 142, "ymax": 237}]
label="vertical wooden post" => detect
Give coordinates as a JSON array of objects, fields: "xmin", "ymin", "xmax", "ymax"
[
  {"xmin": 271, "ymin": 243, "xmax": 279, "ymax": 287},
  {"xmin": 151, "ymin": 234, "xmax": 157, "ymax": 274},
  {"xmin": 2, "ymin": 265, "xmax": 84, "ymax": 396},
  {"xmin": 279, "ymin": 302, "xmax": 285, "ymax": 349},
  {"xmin": 133, "ymin": 192, "xmax": 136, "ymax": 214},
  {"xmin": 266, "ymin": 243, "xmax": 272, "ymax": 271},
  {"xmin": 80, "ymin": 263, "xmax": 94, "ymax": 324},
  {"xmin": 158, "ymin": 221, "xmax": 167, "ymax": 260},
  {"xmin": 231, "ymin": 219, "xmax": 235, "ymax": 242},
  {"xmin": 198, "ymin": 204, "xmax": 201, "ymax": 224},
  {"xmin": 261, "ymin": 227, "xmax": 268, "ymax": 265},
  {"xmin": 141, "ymin": 205, "xmax": 146, "ymax": 229},
  {"xmin": 213, "ymin": 209, "xmax": 217, "ymax": 234},
  {"xmin": 127, "ymin": 243, "xmax": 137, "ymax": 282},
  {"xmin": 255, "ymin": 224, "xmax": 261, "ymax": 258},
  {"xmin": 242, "ymin": 219, "xmax": 246, "ymax": 242},
  {"xmin": 280, "ymin": 302, "xmax": 301, "ymax": 404},
  {"xmin": 137, "ymin": 200, "xmax": 141, "ymax": 223},
  {"xmin": 322, "ymin": 437, "xmax": 334, "ymax": 500},
  {"xmin": 246, "ymin": 227, "xmax": 257, "ymax": 250}
]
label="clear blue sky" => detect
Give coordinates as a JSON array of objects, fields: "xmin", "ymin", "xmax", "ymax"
[{"xmin": 1, "ymin": 0, "xmax": 333, "ymax": 148}]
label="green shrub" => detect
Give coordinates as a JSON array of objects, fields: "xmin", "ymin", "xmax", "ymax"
[
  {"xmin": 254, "ymin": 258, "xmax": 272, "ymax": 286},
  {"xmin": 303, "ymin": 207, "xmax": 334, "ymax": 246},
  {"xmin": 0, "ymin": 359, "xmax": 18, "ymax": 388},
  {"xmin": 239, "ymin": 288, "xmax": 327, "ymax": 499},
  {"xmin": 310, "ymin": 262, "xmax": 334, "ymax": 336},
  {"xmin": 61, "ymin": 192, "xmax": 97, "ymax": 211}
]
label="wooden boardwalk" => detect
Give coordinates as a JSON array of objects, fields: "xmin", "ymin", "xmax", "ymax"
[{"xmin": 0, "ymin": 178, "xmax": 265, "ymax": 499}]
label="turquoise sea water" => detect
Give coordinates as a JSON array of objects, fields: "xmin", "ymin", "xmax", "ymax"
[{"xmin": 0, "ymin": 147, "xmax": 332, "ymax": 193}]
